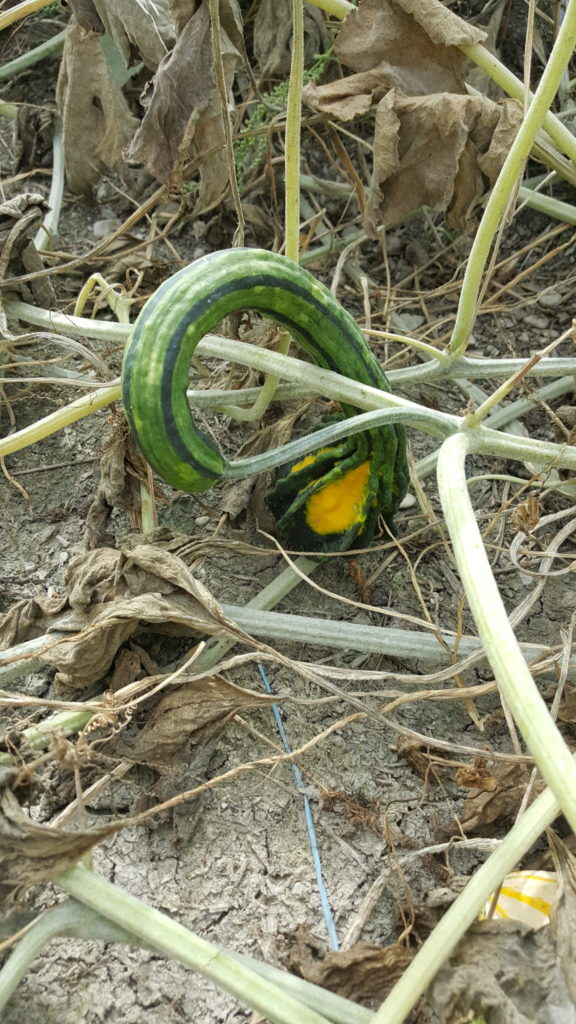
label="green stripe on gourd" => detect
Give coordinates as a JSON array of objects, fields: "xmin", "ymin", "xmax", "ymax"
[{"xmin": 121, "ymin": 248, "xmax": 408, "ymax": 553}]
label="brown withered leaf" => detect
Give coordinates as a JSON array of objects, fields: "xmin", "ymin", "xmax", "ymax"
[
  {"xmin": 119, "ymin": 673, "xmax": 277, "ymax": 764},
  {"xmin": 84, "ymin": 426, "xmax": 148, "ymax": 549},
  {"xmin": 0, "ymin": 780, "xmax": 116, "ymax": 906},
  {"xmin": 0, "ymin": 194, "xmax": 55, "ymax": 307},
  {"xmin": 302, "ymin": 0, "xmax": 510, "ymax": 232},
  {"xmin": 56, "ymin": 17, "xmax": 139, "ymax": 197},
  {"xmin": 92, "ymin": 0, "xmax": 175, "ymax": 70},
  {"xmin": 455, "ymin": 763, "xmax": 498, "ymax": 791},
  {"xmin": 288, "ymin": 924, "xmax": 413, "ymax": 1004},
  {"xmin": 303, "ymin": 70, "xmax": 389, "ymax": 121},
  {"xmin": 458, "ymin": 762, "xmax": 543, "ymax": 834},
  {"xmin": 366, "ymin": 92, "xmax": 522, "ymax": 231},
  {"xmin": 0, "ymin": 595, "xmax": 68, "ymax": 650},
  {"xmin": 304, "ymin": 0, "xmax": 485, "ymax": 118},
  {"xmin": 13, "ymin": 107, "xmax": 54, "ymax": 174},
  {"xmin": 511, "ymin": 494, "xmax": 541, "ymax": 535},
  {"xmin": 26, "ymin": 542, "xmax": 258, "ymax": 691},
  {"xmin": 253, "ymin": 0, "xmax": 329, "ymax": 76},
  {"xmin": 126, "ymin": 0, "xmax": 243, "ymax": 202},
  {"xmin": 336, "ymin": 0, "xmax": 485, "ymax": 71}
]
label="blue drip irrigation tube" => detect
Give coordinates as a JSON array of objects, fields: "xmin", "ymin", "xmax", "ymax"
[{"xmin": 258, "ymin": 664, "xmax": 340, "ymax": 951}]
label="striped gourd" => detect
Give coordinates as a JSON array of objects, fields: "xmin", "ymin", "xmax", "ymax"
[{"xmin": 122, "ymin": 248, "xmax": 408, "ymax": 552}]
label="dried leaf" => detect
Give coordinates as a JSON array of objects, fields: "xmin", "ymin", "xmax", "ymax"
[
  {"xmin": 0, "ymin": 595, "xmax": 68, "ymax": 650},
  {"xmin": 455, "ymin": 763, "xmax": 498, "ymax": 791},
  {"xmin": 365, "ymin": 92, "xmax": 522, "ymax": 231},
  {"xmin": 13, "ymin": 107, "xmax": 54, "ymax": 173},
  {"xmin": 126, "ymin": 0, "xmax": 243, "ymax": 200},
  {"xmin": 303, "ymin": 70, "xmax": 389, "ymax": 121},
  {"xmin": 84, "ymin": 427, "xmax": 148, "ymax": 549},
  {"xmin": 288, "ymin": 925, "xmax": 413, "ymax": 1004},
  {"xmin": 56, "ymin": 17, "xmax": 139, "ymax": 197},
  {"xmin": 303, "ymin": 0, "xmax": 481, "ymax": 115},
  {"xmin": 0, "ymin": 781, "xmax": 115, "ymax": 906},
  {"xmin": 119, "ymin": 673, "xmax": 276, "ymax": 763},
  {"xmin": 303, "ymin": 0, "xmax": 512, "ymax": 232},
  {"xmin": 253, "ymin": 0, "xmax": 329, "ymax": 76},
  {"xmin": 34, "ymin": 542, "xmax": 256, "ymax": 691},
  {"xmin": 458, "ymin": 763, "xmax": 543, "ymax": 834},
  {"xmin": 0, "ymin": 194, "xmax": 55, "ymax": 306},
  {"xmin": 336, "ymin": 0, "xmax": 485, "ymax": 75},
  {"xmin": 92, "ymin": 0, "xmax": 175, "ymax": 70}
]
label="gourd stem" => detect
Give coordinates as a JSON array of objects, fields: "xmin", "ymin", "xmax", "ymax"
[
  {"xmin": 8, "ymin": 298, "xmax": 576, "ymax": 378},
  {"xmin": 437, "ymin": 431, "xmax": 576, "ymax": 831},
  {"xmin": 225, "ymin": 0, "xmax": 304, "ymax": 424},
  {"xmin": 58, "ymin": 865, "xmax": 333, "ymax": 1024},
  {"xmin": 449, "ymin": 0, "xmax": 576, "ymax": 356},
  {"xmin": 223, "ymin": 406, "xmax": 454, "ymax": 479}
]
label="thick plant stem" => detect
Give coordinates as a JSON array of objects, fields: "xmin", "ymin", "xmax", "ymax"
[
  {"xmin": 0, "ymin": 0, "xmax": 54, "ymax": 30},
  {"xmin": 285, "ymin": 0, "xmax": 304, "ymax": 261},
  {"xmin": 0, "ymin": 900, "xmax": 371, "ymax": 1024},
  {"xmin": 449, "ymin": 0, "xmax": 576, "ymax": 356},
  {"xmin": 34, "ymin": 116, "xmax": 64, "ymax": 252},
  {"xmin": 0, "ymin": 382, "xmax": 121, "ymax": 458},
  {"xmin": 373, "ymin": 773, "xmax": 563, "ymax": 1022},
  {"xmin": 0, "ymin": 30, "xmax": 65, "ymax": 80},
  {"xmin": 9, "ymin": 299, "xmax": 576, "ymax": 380},
  {"xmin": 4, "ymin": 341, "xmax": 576, "ymax": 475},
  {"xmin": 463, "ymin": 43, "xmax": 576, "ymax": 165},
  {"xmin": 59, "ymin": 865, "xmax": 332, "ymax": 1024},
  {"xmin": 305, "ymin": 0, "xmax": 353, "ymax": 16},
  {"xmin": 437, "ymin": 431, "xmax": 576, "ymax": 832}
]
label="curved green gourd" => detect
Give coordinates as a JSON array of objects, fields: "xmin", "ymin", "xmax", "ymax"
[{"xmin": 121, "ymin": 248, "xmax": 408, "ymax": 552}]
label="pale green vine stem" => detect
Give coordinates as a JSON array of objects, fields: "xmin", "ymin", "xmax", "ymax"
[
  {"xmin": 285, "ymin": 0, "xmax": 304, "ymax": 261},
  {"xmin": 449, "ymin": 0, "xmax": 576, "ymax": 356},
  {"xmin": 437, "ymin": 430, "xmax": 576, "ymax": 831},
  {"xmin": 305, "ymin": 0, "xmax": 352, "ymax": 17},
  {"xmin": 373, "ymin": 768, "xmax": 564, "ymax": 1022},
  {"xmin": 0, "ymin": 31, "xmax": 65, "ymax": 81},
  {"xmin": 34, "ymin": 116, "xmax": 64, "ymax": 253},
  {"xmin": 9, "ymin": 300, "xmax": 576, "ymax": 378},
  {"xmin": 59, "ymin": 865, "xmax": 332, "ymax": 1024},
  {"xmin": 462, "ymin": 42, "xmax": 576, "ymax": 165},
  {"xmin": 4, "ymin": 338, "xmax": 576, "ymax": 477},
  {"xmin": 73, "ymin": 274, "xmax": 131, "ymax": 324},
  {"xmin": 0, "ymin": 0, "xmax": 54, "ymax": 30},
  {"xmin": 0, "ymin": 900, "xmax": 371, "ymax": 1024},
  {"xmin": 0, "ymin": 381, "xmax": 121, "ymax": 459},
  {"xmin": 224, "ymin": 0, "xmax": 306, "ymax": 423}
]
